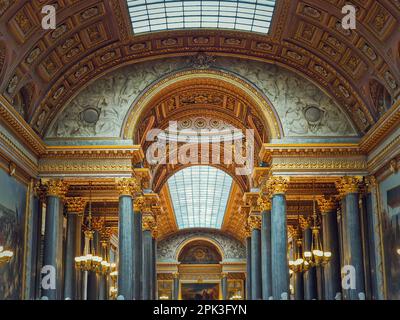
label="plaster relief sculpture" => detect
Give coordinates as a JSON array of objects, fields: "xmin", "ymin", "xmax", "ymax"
[
  {"xmin": 48, "ymin": 58, "xmax": 184, "ymax": 137},
  {"xmin": 48, "ymin": 57, "xmax": 357, "ymax": 138},
  {"xmin": 216, "ymin": 58, "xmax": 357, "ymax": 136}
]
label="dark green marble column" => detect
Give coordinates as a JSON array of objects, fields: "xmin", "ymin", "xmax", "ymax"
[
  {"xmin": 260, "ymin": 199, "xmax": 272, "ymax": 300},
  {"xmin": 221, "ymin": 273, "xmax": 228, "ymax": 300},
  {"xmin": 117, "ymin": 180, "xmax": 135, "ymax": 300},
  {"xmin": 338, "ymin": 177, "xmax": 365, "ymax": 300},
  {"xmin": 303, "ymin": 227, "xmax": 318, "ymax": 300},
  {"xmin": 63, "ymin": 198, "xmax": 85, "ymax": 300},
  {"xmin": 294, "ymin": 238, "xmax": 304, "ymax": 300},
  {"xmin": 98, "ymin": 240, "xmax": 109, "ymax": 300},
  {"xmin": 41, "ymin": 180, "xmax": 67, "ymax": 300},
  {"xmin": 245, "ymin": 234, "xmax": 252, "ymax": 300},
  {"xmin": 319, "ymin": 198, "xmax": 341, "ymax": 300},
  {"xmin": 142, "ymin": 214, "xmax": 154, "ymax": 300},
  {"xmin": 152, "ymin": 236, "xmax": 157, "ymax": 300},
  {"xmin": 249, "ymin": 215, "xmax": 262, "ymax": 300},
  {"xmin": 173, "ymin": 273, "xmax": 179, "ymax": 300},
  {"xmin": 87, "ymin": 230, "xmax": 100, "ymax": 300},
  {"xmin": 270, "ymin": 177, "xmax": 289, "ymax": 300},
  {"xmin": 133, "ymin": 196, "xmax": 144, "ymax": 300}
]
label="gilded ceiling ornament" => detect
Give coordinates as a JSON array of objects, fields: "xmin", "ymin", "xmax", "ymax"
[
  {"xmin": 43, "ymin": 179, "xmax": 68, "ymax": 198},
  {"xmin": 65, "ymin": 197, "xmax": 86, "ymax": 214},
  {"xmin": 188, "ymin": 52, "xmax": 215, "ymax": 69},
  {"xmin": 91, "ymin": 217, "xmax": 105, "ymax": 231},
  {"xmin": 100, "ymin": 227, "xmax": 113, "ymax": 242},
  {"xmin": 248, "ymin": 214, "xmax": 261, "ymax": 231},
  {"xmin": 335, "ymin": 176, "xmax": 363, "ymax": 196},
  {"xmin": 267, "ymin": 176, "xmax": 289, "ymax": 195},
  {"xmin": 299, "ymin": 216, "xmax": 310, "ymax": 230}
]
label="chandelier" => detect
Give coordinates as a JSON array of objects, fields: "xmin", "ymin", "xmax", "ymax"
[
  {"xmin": 0, "ymin": 246, "xmax": 13, "ymax": 265},
  {"xmin": 109, "ymin": 269, "xmax": 118, "ymax": 299},
  {"xmin": 75, "ymin": 182, "xmax": 103, "ymax": 272},
  {"xmin": 303, "ymin": 181, "xmax": 332, "ymax": 267},
  {"xmin": 289, "ymin": 200, "xmax": 309, "ymax": 273}
]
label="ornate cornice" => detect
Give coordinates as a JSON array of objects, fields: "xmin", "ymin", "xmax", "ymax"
[{"xmin": 65, "ymin": 197, "xmax": 86, "ymax": 214}]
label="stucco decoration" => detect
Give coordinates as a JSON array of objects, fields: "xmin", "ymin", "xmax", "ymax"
[
  {"xmin": 157, "ymin": 229, "xmax": 246, "ymax": 263},
  {"xmin": 47, "ymin": 57, "xmax": 357, "ymax": 138},
  {"xmin": 215, "ymin": 58, "xmax": 357, "ymax": 137}
]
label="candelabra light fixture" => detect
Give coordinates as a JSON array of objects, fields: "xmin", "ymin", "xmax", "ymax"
[
  {"xmin": 109, "ymin": 269, "xmax": 118, "ymax": 299},
  {"xmin": 75, "ymin": 182, "xmax": 103, "ymax": 272},
  {"xmin": 289, "ymin": 200, "xmax": 309, "ymax": 273},
  {"xmin": 0, "ymin": 246, "xmax": 13, "ymax": 265},
  {"xmin": 303, "ymin": 181, "xmax": 332, "ymax": 267}
]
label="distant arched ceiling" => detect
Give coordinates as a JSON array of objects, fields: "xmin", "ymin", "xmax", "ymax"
[{"xmin": 0, "ymin": 0, "xmax": 399, "ymax": 136}]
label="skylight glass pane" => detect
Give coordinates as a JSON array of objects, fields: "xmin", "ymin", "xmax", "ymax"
[
  {"xmin": 167, "ymin": 166, "xmax": 233, "ymax": 229},
  {"xmin": 126, "ymin": 0, "xmax": 277, "ymax": 34}
]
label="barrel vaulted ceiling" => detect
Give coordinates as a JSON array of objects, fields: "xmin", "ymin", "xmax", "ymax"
[{"xmin": 0, "ymin": 0, "xmax": 399, "ymax": 138}]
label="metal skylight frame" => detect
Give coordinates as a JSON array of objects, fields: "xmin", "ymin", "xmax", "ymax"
[
  {"xmin": 167, "ymin": 165, "xmax": 233, "ymax": 229},
  {"xmin": 126, "ymin": 0, "xmax": 277, "ymax": 34}
]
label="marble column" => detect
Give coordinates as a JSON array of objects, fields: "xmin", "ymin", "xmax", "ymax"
[
  {"xmin": 249, "ymin": 214, "xmax": 262, "ymax": 300},
  {"xmin": 364, "ymin": 176, "xmax": 384, "ymax": 300},
  {"xmin": 98, "ymin": 231, "xmax": 111, "ymax": 301},
  {"xmin": 269, "ymin": 176, "xmax": 289, "ymax": 300},
  {"xmin": 260, "ymin": 197, "xmax": 272, "ymax": 300},
  {"xmin": 173, "ymin": 272, "xmax": 179, "ymax": 300},
  {"xmin": 134, "ymin": 195, "xmax": 144, "ymax": 300},
  {"xmin": 116, "ymin": 178, "xmax": 135, "ymax": 300},
  {"xmin": 221, "ymin": 273, "xmax": 228, "ymax": 300},
  {"xmin": 151, "ymin": 231, "xmax": 158, "ymax": 300},
  {"xmin": 318, "ymin": 197, "xmax": 341, "ymax": 300},
  {"xmin": 142, "ymin": 214, "xmax": 155, "ymax": 300},
  {"xmin": 245, "ymin": 232, "xmax": 252, "ymax": 300},
  {"xmin": 303, "ymin": 227, "xmax": 318, "ymax": 300},
  {"xmin": 63, "ymin": 198, "xmax": 85, "ymax": 300},
  {"xmin": 87, "ymin": 229, "xmax": 101, "ymax": 300},
  {"xmin": 41, "ymin": 180, "xmax": 67, "ymax": 300},
  {"xmin": 336, "ymin": 177, "xmax": 365, "ymax": 300},
  {"xmin": 293, "ymin": 238, "xmax": 304, "ymax": 300}
]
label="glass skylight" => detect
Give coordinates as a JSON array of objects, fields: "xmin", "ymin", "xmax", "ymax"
[
  {"xmin": 126, "ymin": 0, "xmax": 277, "ymax": 34},
  {"xmin": 167, "ymin": 166, "xmax": 233, "ymax": 229}
]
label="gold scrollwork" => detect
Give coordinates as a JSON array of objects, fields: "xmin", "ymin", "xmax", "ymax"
[
  {"xmin": 65, "ymin": 197, "xmax": 86, "ymax": 214},
  {"xmin": 247, "ymin": 214, "xmax": 262, "ymax": 231}
]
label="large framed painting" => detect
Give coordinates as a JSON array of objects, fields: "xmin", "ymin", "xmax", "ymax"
[
  {"xmin": 181, "ymin": 282, "xmax": 220, "ymax": 300},
  {"xmin": 379, "ymin": 172, "xmax": 400, "ymax": 299},
  {"xmin": 0, "ymin": 168, "xmax": 28, "ymax": 299}
]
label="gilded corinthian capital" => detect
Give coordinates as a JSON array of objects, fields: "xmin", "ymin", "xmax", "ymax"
[
  {"xmin": 134, "ymin": 195, "xmax": 145, "ymax": 211},
  {"xmin": 65, "ymin": 197, "xmax": 86, "ymax": 214},
  {"xmin": 142, "ymin": 214, "xmax": 156, "ymax": 231},
  {"xmin": 257, "ymin": 195, "xmax": 271, "ymax": 211},
  {"xmin": 247, "ymin": 214, "xmax": 261, "ymax": 230},
  {"xmin": 115, "ymin": 177, "xmax": 141, "ymax": 196},
  {"xmin": 317, "ymin": 196, "xmax": 337, "ymax": 214},
  {"xmin": 43, "ymin": 179, "xmax": 68, "ymax": 198},
  {"xmin": 335, "ymin": 176, "xmax": 363, "ymax": 196},
  {"xmin": 267, "ymin": 176, "xmax": 289, "ymax": 195}
]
